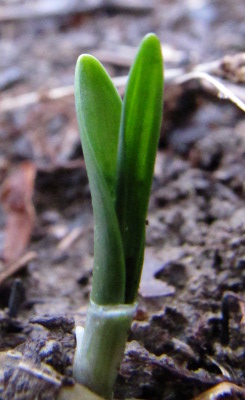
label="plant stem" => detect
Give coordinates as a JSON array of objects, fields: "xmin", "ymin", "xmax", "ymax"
[{"xmin": 73, "ymin": 301, "xmax": 135, "ymax": 399}]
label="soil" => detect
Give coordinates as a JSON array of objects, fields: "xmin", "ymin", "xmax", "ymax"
[{"xmin": 0, "ymin": 1, "xmax": 245, "ymax": 399}]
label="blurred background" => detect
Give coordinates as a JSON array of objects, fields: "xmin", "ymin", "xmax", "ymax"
[{"xmin": 1, "ymin": 2, "xmax": 245, "ymax": 398}]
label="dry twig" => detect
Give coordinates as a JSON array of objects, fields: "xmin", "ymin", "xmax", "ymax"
[
  {"xmin": 1, "ymin": 53, "xmax": 245, "ymax": 113},
  {"xmin": 0, "ymin": 251, "xmax": 37, "ymax": 286}
]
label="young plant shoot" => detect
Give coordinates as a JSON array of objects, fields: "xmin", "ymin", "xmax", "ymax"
[{"xmin": 73, "ymin": 33, "xmax": 164, "ymax": 398}]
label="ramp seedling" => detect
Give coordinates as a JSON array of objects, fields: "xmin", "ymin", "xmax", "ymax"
[{"xmin": 73, "ymin": 33, "xmax": 164, "ymax": 399}]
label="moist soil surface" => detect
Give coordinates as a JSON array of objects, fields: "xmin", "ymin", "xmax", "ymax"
[{"xmin": 0, "ymin": 1, "xmax": 245, "ymax": 399}]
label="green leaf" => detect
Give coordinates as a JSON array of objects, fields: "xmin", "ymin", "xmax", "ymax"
[
  {"xmin": 75, "ymin": 55, "xmax": 125, "ymax": 305},
  {"xmin": 115, "ymin": 33, "xmax": 164, "ymax": 303}
]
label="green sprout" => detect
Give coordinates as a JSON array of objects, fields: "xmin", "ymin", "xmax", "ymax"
[{"xmin": 73, "ymin": 33, "xmax": 164, "ymax": 399}]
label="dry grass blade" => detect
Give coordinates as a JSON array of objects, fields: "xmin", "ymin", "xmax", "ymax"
[
  {"xmin": 0, "ymin": 77, "xmax": 128, "ymax": 113},
  {"xmin": 58, "ymin": 227, "xmax": 87, "ymax": 252},
  {"xmin": 0, "ymin": 71, "xmax": 183, "ymax": 113},
  {"xmin": 1, "ymin": 52, "xmax": 245, "ymax": 113},
  {"xmin": 176, "ymin": 71, "xmax": 245, "ymax": 113}
]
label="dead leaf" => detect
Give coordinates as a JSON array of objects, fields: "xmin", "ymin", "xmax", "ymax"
[
  {"xmin": 58, "ymin": 383, "xmax": 104, "ymax": 400},
  {"xmin": 139, "ymin": 247, "xmax": 176, "ymax": 298},
  {"xmin": 0, "ymin": 161, "xmax": 36, "ymax": 264},
  {"xmin": 193, "ymin": 382, "xmax": 245, "ymax": 400}
]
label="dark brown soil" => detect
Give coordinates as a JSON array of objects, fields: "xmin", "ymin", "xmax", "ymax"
[{"xmin": 0, "ymin": 1, "xmax": 245, "ymax": 399}]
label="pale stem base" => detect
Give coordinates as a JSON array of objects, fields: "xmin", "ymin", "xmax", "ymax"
[{"xmin": 73, "ymin": 301, "xmax": 136, "ymax": 399}]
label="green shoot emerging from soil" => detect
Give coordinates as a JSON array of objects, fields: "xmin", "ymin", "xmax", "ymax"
[{"xmin": 73, "ymin": 33, "xmax": 164, "ymax": 399}]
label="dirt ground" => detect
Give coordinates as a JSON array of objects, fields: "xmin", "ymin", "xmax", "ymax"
[{"xmin": 1, "ymin": 1, "xmax": 245, "ymax": 399}]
